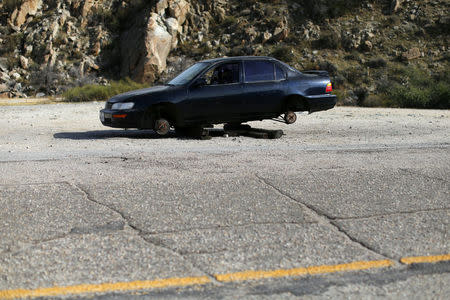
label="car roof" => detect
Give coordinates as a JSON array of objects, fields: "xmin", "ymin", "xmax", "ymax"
[{"xmin": 200, "ymin": 56, "xmax": 279, "ymax": 64}]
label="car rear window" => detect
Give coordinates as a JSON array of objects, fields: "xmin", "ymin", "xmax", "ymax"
[
  {"xmin": 244, "ymin": 61, "xmax": 275, "ymax": 82},
  {"xmin": 275, "ymin": 64, "xmax": 286, "ymax": 80}
]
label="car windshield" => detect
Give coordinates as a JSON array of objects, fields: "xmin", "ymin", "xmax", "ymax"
[{"xmin": 167, "ymin": 62, "xmax": 209, "ymax": 85}]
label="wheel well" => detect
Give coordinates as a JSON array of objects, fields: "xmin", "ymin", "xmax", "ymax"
[
  {"xmin": 141, "ymin": 103, "xmax": 179, "ymax": 129},
  {"xmin": 284, "ymin": 95, "xmax": 310, "ymax": 112}
]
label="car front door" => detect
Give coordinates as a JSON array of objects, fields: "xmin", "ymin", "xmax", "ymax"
[
  {"xmin": 242, "ymin": 60, "xmax": 286, "ymax": 116},
  {"xmin": 187, "ymin": 62, "xmax": 244, "ymax": 123}
]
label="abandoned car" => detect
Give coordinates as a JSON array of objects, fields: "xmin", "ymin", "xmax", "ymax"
[{"xmin": 100, "ymin": 56, "xmax": 336, "ymax": 135}]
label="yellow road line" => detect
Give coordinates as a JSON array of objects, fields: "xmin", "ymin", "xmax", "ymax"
[
  {"xmin": 400, "ymin": 254, "xmax": 450, "ymax": 264},
  {"xmin": 215, "ymin": 260, "xmax": 394, "ymax": 282},
  {"xmin": 3, "ymin": 254, "xmax": 449, "ymax": 299},
  {"xmin": 0, "ymin": 276, "xmax": 211, "ymax": 299}
]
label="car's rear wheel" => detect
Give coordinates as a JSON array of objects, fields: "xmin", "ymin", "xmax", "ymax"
[
  {"xmin": 154, "ymin": 118, "xmax": 170, "ymax": 135},
  {"xmin": 284, "ymin": 111, "xmax": 297, "ymax": 124}
]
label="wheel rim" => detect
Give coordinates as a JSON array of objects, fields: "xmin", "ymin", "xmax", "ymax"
[
  {"xmin": 155, "ymin": 119, "xmax": 170, "ymax": 135},
  {"xmin": 285, "ymin": 111, "xmax": 297, "ymax": 124}
]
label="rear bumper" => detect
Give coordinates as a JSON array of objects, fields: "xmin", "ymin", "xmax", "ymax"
[
  {"xmin": 306, "ymin": 94, "xmax": 337, "ymax": 113},
  {"xmin": 100, "ymin": 109, "xmax": 145, "ymax": 128}
]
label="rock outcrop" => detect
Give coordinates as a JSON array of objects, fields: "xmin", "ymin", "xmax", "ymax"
[
  {"xmin": 390, "ymin": 0, "xmax": 403, "ymax": 14},
  {"xmin": 0, "ymin": 0, "xmax": 447, "ymax": 100},
  {"xmin": 121, "ymin": 13, "xmax": 172, "ymax": 83},
  {"xmin": 120, "ymin": 0, "xmax": 190, "ymax": 83},
  {"xmin": 402, "ymin": 47, "xmax": 421, "ymax": 60},
  {"xmin": 8, "ymin": 0, "xmax": 42, "ymax": 29}
]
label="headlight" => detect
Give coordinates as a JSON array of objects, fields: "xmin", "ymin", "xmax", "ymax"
[{"xmin": 111, "ymin": 102, "xmax": 134, "ymax": 110}]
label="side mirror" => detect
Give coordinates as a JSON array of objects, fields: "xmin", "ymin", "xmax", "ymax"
[{"xmin": 192, "ymin": 78, "xmax": 207, "ymax": 88}]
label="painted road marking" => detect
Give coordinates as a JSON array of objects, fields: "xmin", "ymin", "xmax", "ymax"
[
  {"xmin": 0, "ymin": 276, "xmax": 211, "ymax": 299},
  {"xmin": 400, "ymin": 254, "xmax": 450, "ymax": 264},
  {"xmin": 215, "ymin": 260, "xmax": 394, "ymax": 282},
  {"xmin": 1, "ymin": 255, "xmax": 449, "ymax": 299}
]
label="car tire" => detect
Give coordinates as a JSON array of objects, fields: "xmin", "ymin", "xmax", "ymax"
[
  {"xmin": 176, "ymin": 126, "xmax": 208, "ymax": 138},
  {"xmin": 175, "ymin": 126, "xmax": 187, "ymax": 136},
  {"xmin": 284, "ymin": 111, "xmax": 297, "ymax": 124},
  {"xmin": 224, "ymin": 123, "xmax": 251, "ymax": 131},
  {"xmin": 154, "ymin": 118, "xmax": 170, "ymax": 135}
]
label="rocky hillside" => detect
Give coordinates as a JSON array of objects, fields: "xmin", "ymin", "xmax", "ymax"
[{"xmin": 0, "ymin": 0, "xmax": 449, "ymax": 107}]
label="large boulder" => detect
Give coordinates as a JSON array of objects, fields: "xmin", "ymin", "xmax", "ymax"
[
  {"xmin": 121, "ymin": 13, "xmax": 173, "ymax": 83},
  {"xmin": 121, "ymin": 1, "xmax": 191, "ymax": 83},
  {"xmin": 165, "ymin": 17, "xmax": 180, "ymax": 49},
  {"xmin": 8, "ymin": 0, "xmax": 43, "ymax": 28}
]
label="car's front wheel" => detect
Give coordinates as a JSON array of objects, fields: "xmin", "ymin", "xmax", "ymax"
[{"xmin": 154, "ymin": 118, "xmax": 171, "ymax": 135}]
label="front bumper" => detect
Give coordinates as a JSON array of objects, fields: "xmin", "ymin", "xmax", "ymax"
[
  {"xmin": 99, "ymin": 109, "xmax": 145, "ymax": 128},
  {"xmin": 306, "ymin": 94, "xmax": 337, "ymax": 113}
]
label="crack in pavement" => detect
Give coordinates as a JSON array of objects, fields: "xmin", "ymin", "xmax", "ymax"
[
  {"xmin": 138, "ymin": 235, "xmax": 222, "ymax": 285},
  {"xmin": 333, "ymin": 207, "xmax": 450, "ymax": 221},
  {"xmin": 1, "ymin": 143, "xmax": 449, "ymax": 165},
  {"xmin": 70, "ymin": 182, "xmax": 220, "ymax": 285},
  {"xmin": 0, "ymin": 226, "xmax": 125, "ymax": 258},
  {"xmin": 70, "ymin": 182, "xmax": 135, "ymax": 231},
  {"xmin": 141, "ymin": 221, "xmax": 318, "ymax": 235},
  {"xmin": 144, "ymin": 220, "xmax": 318, "ymax": 256},
  {"xmin": 255, "ymin": 174, "xmax": 396, "ymax": 262}
]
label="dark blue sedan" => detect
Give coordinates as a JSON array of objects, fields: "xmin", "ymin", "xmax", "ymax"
[{"xmin": 100, "ymin": 56, "xmax": 336, "ymax": 135}]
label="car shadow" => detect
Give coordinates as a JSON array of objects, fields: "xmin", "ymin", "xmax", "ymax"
[
  {"xmin": 53, "ymin": 130, "xmax": 174, "ymax": 140},
  {"xmin": 53, "ymin": 128, "xmax": 284, "ymax": 140}
]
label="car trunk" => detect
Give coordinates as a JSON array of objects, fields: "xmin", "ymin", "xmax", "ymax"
[{"xmin": 300, "ymin": 71, "xmax": 331, "ymax": 95}]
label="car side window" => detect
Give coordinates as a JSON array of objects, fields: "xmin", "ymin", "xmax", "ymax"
[
  {"xmin": 203, "ymin": 63, "xmax": 240, "ymax": 85},
  {"xmin": 275, "ymin": 64, "xmax": 286, "ymax": 80},
  {"xmin": 244, "ymin": 61, "xmax": 275, "ymax": 82}
]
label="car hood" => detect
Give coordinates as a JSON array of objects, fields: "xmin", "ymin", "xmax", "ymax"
[{"xmin": 108, "ymin": 85, "xmax": 176, "ymax": 103}]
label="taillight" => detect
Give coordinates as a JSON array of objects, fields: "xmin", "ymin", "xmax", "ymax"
[{"xmin": 326, "ymin": 82, "xmax": 332, "ymax": 93}]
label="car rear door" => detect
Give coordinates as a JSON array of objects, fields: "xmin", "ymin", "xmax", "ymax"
[{"xmin": 242, "ymin": 60, "xmax": 286, "ymax": 116}]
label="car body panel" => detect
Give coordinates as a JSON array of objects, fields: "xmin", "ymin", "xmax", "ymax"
[{"xmin": 186, "ymin": 82, "xmax": 245, "ymax": 122}]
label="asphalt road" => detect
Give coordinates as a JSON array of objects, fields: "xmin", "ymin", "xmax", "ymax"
[{"xmin": 0, "ymin": 103, "xmax": 449, "ymax": 299}]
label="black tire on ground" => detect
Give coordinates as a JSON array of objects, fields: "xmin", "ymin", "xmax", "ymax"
[
  {"xmin": 176, "ymin": 126, "xmax": 209, "ymax": 139},
  {"xmin": 268, "ymin": 130, "xmax": 283, "ymax": 139},
  {"xmin": 224, "ymin": 123, "xmax": 251, "ymax": 131},
  {"xmin": 175, "ymin": 126, "xmax": 188, "ymax": 136},
  {"xmin": 154, "ymin": 118, "xmax": 170, "ymax": 135},
  {"xmin": 284, "ymin": 111, "xmax": 297, "ymax": 124}
]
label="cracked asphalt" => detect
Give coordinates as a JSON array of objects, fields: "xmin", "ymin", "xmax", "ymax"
[{"xmin": 0, "ymin": 102, "xmax": 449, "ymax": 299}]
